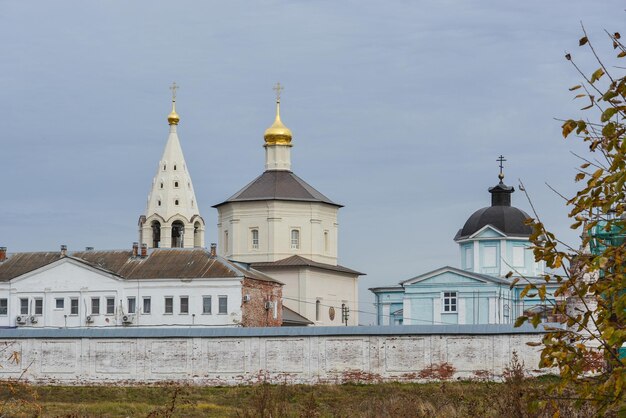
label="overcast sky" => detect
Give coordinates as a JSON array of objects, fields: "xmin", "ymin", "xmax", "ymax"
[{"xmin": 1, "ymin": 1, "xmax": 624, "ymax": 324}]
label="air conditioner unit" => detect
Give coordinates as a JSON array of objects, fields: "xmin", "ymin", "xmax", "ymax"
[
  {"xmin": 121, "ymin": 314, "xmax": 135, "ymax": 325},
  {"xmin": 85, "ymin": 315, "xmax": 94, "ymax": 324},
  {"xmin": 243, "ymin": 294, "xmax": 251, "ymax": 303},
  {"xmin": 264, "ymin": 301, "xmax": 274, "ymax": 310},
  {"xmin": 15, "ymin": 315, "xmax": 27, "ymax": 325},
  {"xmin": 29, "ymin": 316, "xmax": 38, "ymax": 324}
]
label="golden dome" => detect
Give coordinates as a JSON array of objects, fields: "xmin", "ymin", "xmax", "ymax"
[
  {"xmin": 167, "ymin": 101, "xmax": 180, "ymax": 125},
  {"xmin": 264, "ymin": 101, "xmax": 292, "ymax": 146}
]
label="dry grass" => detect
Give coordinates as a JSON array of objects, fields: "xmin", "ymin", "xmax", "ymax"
[{"xmin": 0, "ymin": 377, "xmax": 604, "ymax": 418}]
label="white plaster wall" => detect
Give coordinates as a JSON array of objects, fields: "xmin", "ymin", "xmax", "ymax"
[
  {"xmin": 0, "ymin": 333, "xmax": 548, "ymax": 384},
  {"xmin": 0, "ymin": 260, "xmax": 243, "ymax": 328},
  {"xmin": 255, "ymin": 267, "xmax": 359, "ymax": 326},
  {"xmin": 217, "ymin": 201, "xmax": 339, "ymax": 265}
]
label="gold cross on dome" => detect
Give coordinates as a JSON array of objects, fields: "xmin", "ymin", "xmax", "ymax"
[
  {"xmin": 170, "ymin": 82, "xmax": 179, "ymax": 101},
  {"xmin": 497, "ymin": 155, "xmax": 507, "ymax": 179},
  {"xmin": 273, "ymin": 82, "xmax": 284, "ymax": 102}
]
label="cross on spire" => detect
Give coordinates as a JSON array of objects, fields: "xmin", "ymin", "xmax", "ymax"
[
  {"xmin": 170, "ymin": 82, "xmax": 179, "ymax": 101},
  {"xmin": 497, "ymin": 155, "xmax": 506, "ymax": 181},
  {"xmin": 273, "ymin": 82, "xmax": 284, "ymax": 102}
]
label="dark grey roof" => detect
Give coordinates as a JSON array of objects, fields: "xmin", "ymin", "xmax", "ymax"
[
  {"xmin": 0, "ymin": 323, "xmax": 562, "ymax": 339},
  {"xmin": 0, "ymin": 249, "xmax": 282, "ymax": 284},
  {"xmin": 251, "ymin": 255, "xmax": 364, "ymax": 276},
  {"xmin": 282, "ymin": 306, "xmax": 313, "ymax": 326},
  {"xmin": 455, "ymin": 179, "xmax": 532, "ymax": 241},
  {"xmin": 454, "ymin": 206, "xmax": 532, "ymax": 240},
  {"xmin": 213, "ymin": 170, "xmax": 342, "ymax": 208}
]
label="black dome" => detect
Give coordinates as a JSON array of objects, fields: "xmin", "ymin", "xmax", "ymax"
[
  {"xmin": 454, "ymin": 178, "xmax": 532, "ymax": 240},
  {"xmin": 455, "ymin": 205, "xmax": 532, "ymax": 240}
]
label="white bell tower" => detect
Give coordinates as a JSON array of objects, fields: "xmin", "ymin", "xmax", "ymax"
[{"xmin": 138, "ymin": 83, "xmax": 205, "ymax": 249}]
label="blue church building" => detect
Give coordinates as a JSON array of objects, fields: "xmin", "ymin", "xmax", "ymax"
[{"xmin": 371, "ymin": 165, "xmax": 560, "ymax": 326}]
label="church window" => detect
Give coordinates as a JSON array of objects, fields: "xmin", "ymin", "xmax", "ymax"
[
  {"xmin": 143, "ymin": 297, "xmax": 151, "ymax": 314},
  {"xmin": 291, "ymin": 229, "xmax": 300, "ymax": 250},
  {"xmin": 180, "ymin": 296, "xmax": 189, "ymax": 314},
  {"xmin": 174, "ymin": 164, "xmax": 177, "ymax": 171},
  {"xmin": 20, "ymin": 298, "xmax": 28, "ymax": 315},
  {"xmin": 187, "ymin": 182, "xmax": 190, "ymax": 189},
  {"xmin": 174, "ymin": 181, "xmax": 179, "ymax": 188},
  {"xmin": 0, "ymin": 298, "xmax": 7, "ymax": 316},
  {"xmin": 218, "ymin": 295, "xmax": 228, "ymax": 314},
  {"xmin": 464, "ymin": 246, "xmax": 473, "ymax": 270},
  {"xmin": 315, "ymin": 299, "xmax": 321, "ymax": 321},
  {"xmin": 202, "ymin": 296, "xmax": 212, "ymax": 314},
  {"xmin": 91, "ymin": 297, "xmax": 100, "ymax": 315},
  {"xmin": 106, "ymin": 297, "xmax": 115, "ymax": 314},
  {"xmin": 442, "ymin": 292, "xmax": 457, "ymax": 313},
  {"xmin": 160, "ymin": 182, "xmax": 163, "ymax": 189},
  {"xmin": 34, "ymin": 298, "xmax": 43, "ymax": 315},
  {"xmin": 55, "ymin": 298, "xmax": 64, "ymax": 309},
  {"xmin": 171, "ymin": 221, "xmax": 184, "ymax": 247},
  {"xmin": 512, "ymin": 247, "xmax": 524, "ymax": 266},
  {"xmin": 324, "ymin": 231, "xmax": 329, "ymax": 252},
  {"xmin": 191, "ymin": 199, "xmax": 194, "ymax": 207},
  {"xmin": 175, "ymin": 199, "xmax": 179, "ymax": 206},
  {"xmin": 158, "ymin": 200, "xmax": 161, "ymax": 206},
  {"xmin": 164, "ymin": 297, "xmax": 173, "ymax": 314},
  {"xmin": 483, "ymin": 245, "xmax": 497, "ymax": 267},
  {"xmin": 127, "ymin": 297, "xmax": 136, "ymax": 314},
  {"xmin": 163, "ymin": 164, "xmax": 166, "ymax": 171},
  {"xmin": 224, "ymin": 230, "xmax": 229, "ymax": 253},
  {"xmin": 151, "ymin": 221, "xmax": 161, "ymax": 248},
  {"xmin": 251, "ymin": 229, "xmax": 259, "ymax": 249},
  {"xmin": 194, "ymin": 222, "xmax": 201, "ymax": 247},
  {"xmin": 70, "ymin": 298, "xmax": 79, "ymax": 315}
]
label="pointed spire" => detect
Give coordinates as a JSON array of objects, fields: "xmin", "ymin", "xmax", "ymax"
[{"xmin": 167, "ymin": 82, "xmax": 180, "ymax": 126}]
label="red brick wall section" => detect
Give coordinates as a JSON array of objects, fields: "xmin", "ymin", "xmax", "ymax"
[{"xmin": 241, "ymin": 278, "xmax": 283, "ymax": 327}]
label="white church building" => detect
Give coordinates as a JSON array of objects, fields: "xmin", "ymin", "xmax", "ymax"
[{"xmin": 0, "ymin": 84, "xmax": 361, "ymax": 328}]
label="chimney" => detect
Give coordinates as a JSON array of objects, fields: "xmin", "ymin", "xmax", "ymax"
[
  {"xmin": 210, "ymin": 243, "xmax": 217, "ymax": 258},
  {"xmin": 132, "ymin": 242, "xmax": 139, "ymax": 257},
  {"xmin": 85, "ymin": 247, "xmax": 94, "ymax": 251},
  {"xmin": 60, "ymin": 245, "xmax": 68, "ymax": 257},
  {"xmin": 0, "ymin": 247, "xmax": 6, "ymax": 262},
  {"xmin": 141, "ymin": 243, "xmax": 147, "ymax": 258}
]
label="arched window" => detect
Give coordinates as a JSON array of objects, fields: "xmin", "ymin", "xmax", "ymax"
[
  {"xmin": 171, "ymin": 221, "xmax": 184, "ymax": 248},
  {"xmin": 174, "ymin": 164, "xmax": 177, "ymax": 171},
  {"xmin": 160, "ymin": 182, "xmax": 163, "ymax": 189},
  {"xmin": 174, "ymin": 199, "xmax": 179, "ymax": 206},
  {"xmin": 324, "ymin": 231, "xmax": 329, "ymax": 252},
  {"xmin": 163, "ymin": 164, "xmax": 166, "ymax": 171},
  {"xmin": 174, "ymin": 181, "xmax": 179, "ymax": 188},
  {"xmin": 316, "ymin": 300, "xmax": 321, "ymax": 321},
  {"xmin": 157, "ymin": 200, "xmax": 161, "ymax": 207},
  {"xmin": 151, "ymin": 221, "xmax": 161, "ymax": 248},
  {"xmin": 251, "ymin": 229, "xmax": 259, "ymax": 249},
  {"xmin": 290, "ymin": 229, "xmax": 300, "ymax": 250},
  {"xmin": 193, "ymin": 221, "xmax": 201, "ymax": 247},
  {"xmin": 224, "ymin": 230, "xmax": 229, "ymax": 253}
]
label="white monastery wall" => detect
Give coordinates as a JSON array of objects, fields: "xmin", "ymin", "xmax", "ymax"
[{"xmin": 0, "ymin": 327, "xmax": 551, "ymax": 384}]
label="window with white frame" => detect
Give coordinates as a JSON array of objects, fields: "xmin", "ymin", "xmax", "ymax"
[
  {"xmin": 251, "ymin": 229, "xmax": 259, "ymax": 249},
  {"xmin": 442, "ymin": 291, "xmax": 458, "ymax": 313},
  {"xmin": 34, "ymin": 298, "xmax": 43, "ymax": 315},
  {"xmin": 143, "ymin": 297, "xmax": 151, "ymax": 314},
  {"xmin": 218, "ymin": 295, "xmax": 227, "ymax": 314},
  {"xmin": 20, "ymin": 298, "xmax": 28, "ymax": 315},
  {"xmin": 164, "ymin": 297, "xmax": 173, "ymax": 314},
  {"xmin": 0, "ymin": 299, "xmax": 7, "ymax": 316},
  {"xmin": 483, "ymin": 245, "xmax": 497, "ymax": 267},
  {"xmin": 180, "ymin": 296, "xmax": 189, "ymax": 314},
  {"xmin": 291, "ymin": 229, "xmax": 300, "ymax": 249},
  {"xmin": 202, "ymin": 296, "xmax": 212, "ymax": 314},
  {"xmin": 91, "ymin": 297, "xmax": 100, "ymax": 315},
  {"xmin": 70, "ymin": 298, "xmax": 79, "ymax": 315},
  {"xmin": 55, "ymin": 298, "xmax": 64, "ymax": 309},
  {"xmin": 513, "ymin": 246, "xmax": 525, "ymax": 267},
  {"xmin": 106, "ymin": 297, "xmax": 115, "ymax": 314},
  {"xmin": 127, "ymin": 297, "xmax": 136, "ymax": 314},
  {"xmin": 464, "ymin": 246, "xmax": 473, "ymax": 269}
]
